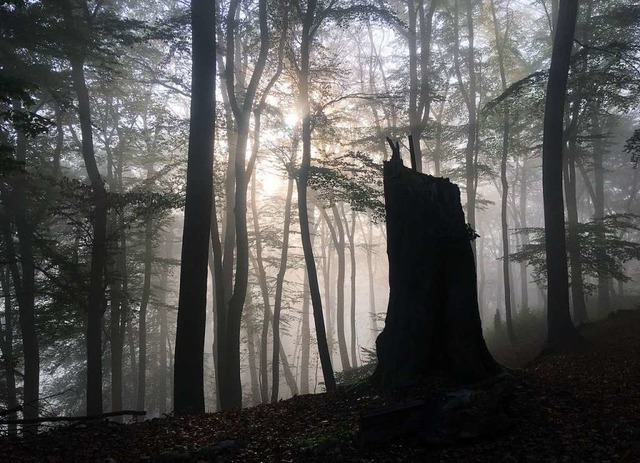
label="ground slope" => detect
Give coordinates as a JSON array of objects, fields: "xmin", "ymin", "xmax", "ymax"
[{"xmin": 2, "ymin": 310, "xmax": 639, "ymax": 462}]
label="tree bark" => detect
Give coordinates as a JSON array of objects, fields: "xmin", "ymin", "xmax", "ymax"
[
  {"xmin": 295, "ymin": 0, "xmax": 336, "ymax": 391},
  {"xmin": 373, "ymin": 155, "xmax": 499, "ymax": 387},
  {"xmin": 173, "ymin": 0, "xmax": 215, "ymax": 416},
  {"xmin": 542, "ymin": 0, "xmax": 580, "ymax": 347}
]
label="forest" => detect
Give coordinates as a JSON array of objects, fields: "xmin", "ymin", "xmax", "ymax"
[{"xmin": 1, "ymin": 0, "xmax": 640, "ymax": 461}]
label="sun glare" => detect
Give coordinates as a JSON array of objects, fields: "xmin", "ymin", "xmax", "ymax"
[
  {"xmin": 261, "ymin": 169, "xmax": 282, "ymax": 196},
  {"xmin": 284, "ymin": 112, "xmax": 298, "ymax": 128}
]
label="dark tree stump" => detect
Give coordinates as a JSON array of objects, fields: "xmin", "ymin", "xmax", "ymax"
[{"xmin": 372, "ymin": 155, "xmax": 500, "ymax": 389}]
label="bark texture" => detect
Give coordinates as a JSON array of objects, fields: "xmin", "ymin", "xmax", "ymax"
[{"xmin": 373, "ymin": 156, "xmax": 499, "ymax": 388}]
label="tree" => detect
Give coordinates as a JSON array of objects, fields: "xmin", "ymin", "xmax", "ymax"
[
  {"xmin": 293, "ymin": 0, "xmax": 336, "ymax": 392},
  {"xmin": 490, "ymin": 0, "xmax": 515, "ymax": 344},
  {"xmin": 173, "ymin": 0, "xmax": 215, "ymax": 416},
  {"xmin": 542, "ymin": 0, "xmax": 581, "ymax": 347},
  {"xmin": 373, "ymin": 145, "xmax": 499, "ymax": 387}
]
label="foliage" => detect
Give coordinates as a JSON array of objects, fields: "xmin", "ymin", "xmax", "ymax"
[
  {"xmin": 625, "ymin": 129, "xmax": 640, "ymax": 168},
  {"xmin": 510, "ymin": 214, "xmax": 640, "ymax": 290},
  {"xmin": 307, "ymin": 151, "xmax": 384, "ymax": 221}
]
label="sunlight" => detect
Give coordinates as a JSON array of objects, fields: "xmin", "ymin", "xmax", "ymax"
[
  {"xmin": 261, "ymin": 169, "xmax": 283, "ymax": 196},
  {"xmin": 284, "ymin": 111, "xmax": 298, "ymax": 128}
]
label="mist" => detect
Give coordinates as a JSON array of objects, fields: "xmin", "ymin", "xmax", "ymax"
[{"xmin": 1, "ymin": 0, "xmax": 640, "ymax": 445}]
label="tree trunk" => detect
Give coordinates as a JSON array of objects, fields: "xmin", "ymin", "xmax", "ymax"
[
  {"xmin": 218, "ymin": 0, "xmax": 271, "ymax": 411},
  {"xmin": 7, "ymin": 102, "xmax": 40, "ymax": 423},
  {"xmin": 342, "ymin": 206, "xmax": 358, "ymax": 368},
  {"xmin": 321, "ymin": 205, "xmax": 350, "ymax": 371},
  {"xmin": 127, "ymin": 317, "xmax": 137, "ymax": 408},
  {"xmin": 407, "ymin": 0, "xmax": 436, "ymax": 172},
  {"xmin": 137, "ymin": 216, "xmax": 153, "ymax": 411},
  {"xmin": 1, "ymin": 266, "xmax": 18, "ymax": 435},
  {"xmin": 564, "ymin": 146, "xmax": 588, "ymax": 324},
  {"xmin": 542, "ymin": 0, "xmax": 580, "ymax": 347},
  {"xmin": 246, "ymin": 317, "xmax": 262, "ymax": 406},
  {"xmin": 373, "ymin": 155, "xmax": 499, "ymax": 388},
  {"xmin": 300, "ymin": 270, "xmax": 311, "ymax": 394},
  {"xmin": 321, "ymin": 220, "xmax": 334, "ymax": 352},
  {"xmin": 250, "ymin": 176, "xmax": 272, "ymax": 404},
  {"xmin": 592, "ymin": 115, "xmax": 609, "ymax": 314},
  {"xmin": 158, "ymin": 248, "xmax": 169, "ymax": 415},
  {"xmin": 364, "ymin": 218, "xmax": 378, "ymax": 340},
  {"xmin": 295, "ymin": 0, "xmax": 335, "ymax": 392},
  {"xmin": 173, "ymin": 0, "xmax": 215, "ymax": 416},
  {"xmin": 70, "ymin": 54, "xmax": 108, "ymax": 417},
  {"xmin": 490, "ymin": 0, "xmax": 515, "ymax": 344},
  {"xmin": 109, "ymin": 243, "xmax": 124, "ymax": 417},
  {"xmin": 271, "ymin": 169, "xmax": 295, "ymax": 403},
  {"xmin": 453, "ymin": 0, "xmax": 478, "ymax": 234},
  {"xmin": 519, "ymin": 157, "xmax": 529, "ymax": 310}
]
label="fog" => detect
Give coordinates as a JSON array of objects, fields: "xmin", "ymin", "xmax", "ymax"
[{"xmin": 1, "ymin": 0, "xmax": 640, "ymax": 423}]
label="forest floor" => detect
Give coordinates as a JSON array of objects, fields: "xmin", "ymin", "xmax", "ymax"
[{"xmin": 2, "ymin": 309, "xmax": 639, "ymax": 463}]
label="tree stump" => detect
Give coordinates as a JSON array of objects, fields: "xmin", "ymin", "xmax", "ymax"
[{"xmin": 372, "ymin": 155, "xmax": 500, "ymax": 388}]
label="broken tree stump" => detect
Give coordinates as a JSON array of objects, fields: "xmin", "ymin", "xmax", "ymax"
[{"xmin": 372, "ymin": 152, "xmax": 501, "ymax": 389}]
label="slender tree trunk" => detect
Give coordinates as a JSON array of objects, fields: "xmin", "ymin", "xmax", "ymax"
[
  {"xmin": 1, "ymin": 266, "xmax": 18, "ymax": 435},
  {"xmin": 137, "ymin": 216, "xmax": 153, "ymax": 411},
  {"xmin": 127, "ymin": 317, "xmax": 137, "ymax": 408},
  {"xmin": 342, "ymin": 206, "xmax": 358, "ymax": 368},
  {"xmin": 158, "ymin": 249, "xmax": 168, "ymax": 415},
  {"xmin": 7, "ymin": 101, "xmax": 40, "ymax": 423},
  {"xmin": 519, "ymin": 157, "xmax": 529, "ymax": 310},
  {"xmin": 218, "ymin": 0, "xmax": 270, "ymax": 411},
  {"xmin": 330, "ymin": 205, "xmax": 350, "ymax": 371},
  {"xmin": 70, "ymin": 53, "xmax": 108, "ymax": 416},
  {"xmin": 564, "ymin": 145, "xmax": 588, "ymax": 323},
  {"xmin": 246, "ymin": 317, "xmax": 262, "ymax": 406},
  {"xmin": 490, "ymin": 0, "xmax": 515, "ymax": 344},
  {"xmin": 542, "ymin": 0, "xmax": 580, "ymax": 347},
  {"xmin": 321, "ymin": 221, "xmax": 334, "ymax": 352},
  {"xmin": 173, "ymin": 0, "xmax": 215, "ymax": 416},
  {"xmin": 295, "ymin": 0, "xmax": 336, "ymax": 391},
  {"xmin": 477, "ymin": 232, "xmax": 486, "ymax": 318},
  {"xmin": 271, "ymin": 168, "xmax": 295, "ymax": 403},
  {"xmin": 592, "ymin": 115, "xmax": 609, "ymax": 313},
  {"xmin": 300, "ymin": 267, "xmax": 311, "ymax": 394},
  {"xmin": 250, "ymin": 176, "xmax": 272, "ymax": 404},
  {"xmin": 364, "ymin": 219, "xmax": 378, "ymax": 339},
  {"xmin": 407, "ymin": 0, "xmax": 436, "ymax": 172},
  {"xmin": 210, "ymin": 186, "xmax": 225, "ymax": 412},
  {"xmin": 109, "ymin": 242, "xmax": 124, "ymax": 417},
  {"xmin": 452, "ymin": 0, "xmax": 478, "ymax": 237}
]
